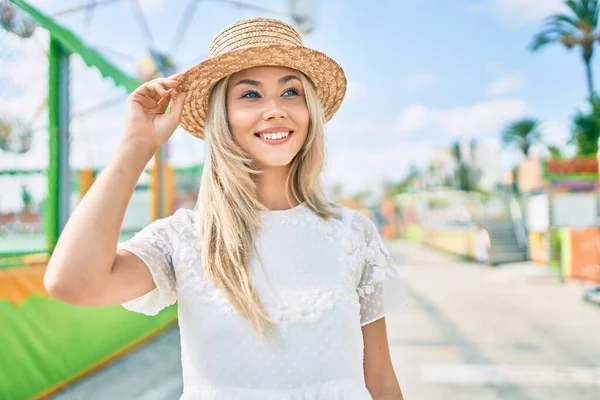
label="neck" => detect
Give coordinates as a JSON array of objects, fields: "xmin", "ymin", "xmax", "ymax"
[{"xmin": 256, "ymin": 166, "xmax": 298, "ymax": 211}]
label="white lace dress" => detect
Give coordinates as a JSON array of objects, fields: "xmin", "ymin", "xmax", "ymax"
[{"xmin": 118, "ymin": 204, "xmax": 407, "ymax": 400}]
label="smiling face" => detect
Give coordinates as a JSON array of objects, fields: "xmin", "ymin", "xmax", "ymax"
[{"xmin": 226, "ymin": 66, "xmax": 310, "ymax": 169}]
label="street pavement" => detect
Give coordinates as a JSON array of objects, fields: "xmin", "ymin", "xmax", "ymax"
[{"xmin": 51, "ymin": 240, "xmax": 600, "ymax": 400}]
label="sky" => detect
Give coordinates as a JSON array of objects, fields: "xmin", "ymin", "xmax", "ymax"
[{"xmin": 1, "ymin": 0, "xmax": 593, "ymax": 197}]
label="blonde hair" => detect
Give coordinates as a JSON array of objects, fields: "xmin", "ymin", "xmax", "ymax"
[{"xmin": 195, "ymin": 71, "xmax": 336, "ymax": 338}]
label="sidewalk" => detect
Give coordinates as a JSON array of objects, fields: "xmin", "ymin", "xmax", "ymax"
[
  {"xmin": 50, "ymin": 327, "xmax": 183, "ymax": 400},
  {"xmin": 385, "ymin": 240, "xmax": 600, "ymax": 400}
]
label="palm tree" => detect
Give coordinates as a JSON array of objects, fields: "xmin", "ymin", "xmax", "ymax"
[
  {"xmin": 571, "ymin": 104, "xmax": 600, "ymax": 154},
  {"xmin": 451, "ymin": 140, "xmax": 480, "ymax": 191},
  {"xmin": 529, "ymin": 0, "xmax": 600, "ymax": 102},
  {"xmin": 501, "ymin": 118, "xmax": 542, "ymax": 157}
]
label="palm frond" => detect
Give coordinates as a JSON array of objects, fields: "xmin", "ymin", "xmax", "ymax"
[
  {"xmin": 529, "ymin": 32, "xmax": 560, "ymax": 51},
  {"xmin": 565, "ymin": 0, "xmax": 585, "ymax": 19},
  {"xmin": 583, "ymin": 0, "xmax": 599, "ymax": 25},
  {"xmin": 501, "ymin": 118, "xmax": 542, "ymax": 156},
  {"xmin": 566, "ymin": 0, "xmax": 599, "ymax": 26},
  {"xmin": 530, "ymin": 8, "xmax": 584, "ymax": 51},
  {"xmin": 542, "ymin": 17, "xmax": 580, "ymax": 35},
  {"xmin": 549, "ymin": 14, "xmax": 580, "ymax": 28}
]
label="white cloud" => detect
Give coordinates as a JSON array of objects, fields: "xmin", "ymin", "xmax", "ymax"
[
  {"xmin": 538, "ymin": 119, "xmax": 576, "ymax": 157},
  {"xmin": 403, "ymin": 72, "xmax": 437, "ymax": 91},
  {"xmin": 540, "ymin": 120, "xmax": 570, "ymax": 145},
  {"xmin": 487, "ymin": 72, "xmax": 524, "ymax": 96},
  {"xmin": 345, "ymin": 81, "xmax": 367, "ymax": 101},
  {"xmin": 325, "ymin": 141, "xmax": 436, "ymax": 194},
  {"xmin": 138, "ymin": 0, "xmax": 166, "ymax": 15},
  {"xmin": 438, "ymin": 99, "xmax": 529, "ymax": 135},
  {"xmin": 395, "ymin": 104, "xmax": 429, "ymax": 133},
  {"xmin": 326, "ymin": 116, "xmax": 396, "ymax": 138},
  {"xmin": 471, "ymin": 0, "xmax": 566, "ymax": 24},
  {"xmin": 394, "ymin": 98, "xmax": 529, "ymax": 137}
]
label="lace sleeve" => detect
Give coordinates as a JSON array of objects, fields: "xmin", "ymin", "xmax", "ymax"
[
  {"xmin": 117, "ymin": 209, "xmax": 188, "ymax": 315},
  {"xmin": 352, "ymin": 212, "xmax": 407, "ymax": 326}
]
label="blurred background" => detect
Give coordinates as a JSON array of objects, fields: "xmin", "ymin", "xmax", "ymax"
[{"xmin": 1, "ymin": 0, "xmax": 600, "ymax": 399}]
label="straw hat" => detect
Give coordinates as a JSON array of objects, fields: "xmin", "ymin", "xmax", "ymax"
[{"xmin": 176, "ymin": 17, "xmax": 347, "ymax": 139}]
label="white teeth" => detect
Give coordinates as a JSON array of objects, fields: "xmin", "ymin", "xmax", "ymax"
[{"xmin": 259, "ymin": 131, "xmax": 290, "ymax": 140}]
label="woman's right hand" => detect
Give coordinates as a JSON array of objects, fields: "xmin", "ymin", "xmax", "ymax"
[{"xmin": 123, "ymin": 72, "xmax": 188, "ymax": 153}]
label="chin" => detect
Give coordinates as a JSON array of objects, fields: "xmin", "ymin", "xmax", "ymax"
[{"xmin": 255, "ymin": 156, "xmax": 296, "ymax": 169}]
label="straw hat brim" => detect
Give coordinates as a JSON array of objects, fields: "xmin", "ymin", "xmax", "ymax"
[{"xmin": 176, "ymin": 44, "xmax": 346, "ymax": 139}]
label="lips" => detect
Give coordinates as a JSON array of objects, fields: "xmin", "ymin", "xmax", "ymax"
[
  {"xmin": 256, "ymin": 131, "xmax": 291, "ymax": 140},
  {"xmin": 255, "ymin": 131, "xmax": 293, "ymax": 145},
  {"xmin": 254, "ymin": 126, "xmax": 294, "ymax": 144}
]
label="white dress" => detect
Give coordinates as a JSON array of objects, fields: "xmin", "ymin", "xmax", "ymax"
[{"xmin": 118, "ymin": 204, "xmax": 407, "ymax": 400}]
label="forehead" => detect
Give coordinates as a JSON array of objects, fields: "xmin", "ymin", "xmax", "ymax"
[{"xmin": 229, "ymin": 66, "xmax": 300, "ymax": 83}]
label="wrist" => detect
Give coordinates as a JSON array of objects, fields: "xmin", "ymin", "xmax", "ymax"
[
  {"xmin": 109, "ymin": 136, "xmax": 157, "ymax": 178},
  {"xmin": 119, "ymin": 135, "xmax": 158, "ymax": 159}
]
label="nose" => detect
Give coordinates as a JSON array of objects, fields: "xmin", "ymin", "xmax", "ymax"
[{"xmin": 262, "ymin": 97, "xmax": 288, "ymax": 120}]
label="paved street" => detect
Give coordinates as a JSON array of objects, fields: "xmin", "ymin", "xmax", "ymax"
[
  {"xmin": 388, "ymin": 241, "xmax": 600, "ymax": 400},
  {"xmin": 52, "ymin": 241, "xmax": 600, "ymax": 400}
]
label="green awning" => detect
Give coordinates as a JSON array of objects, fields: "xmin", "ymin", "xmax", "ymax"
[{"xmin": 10, "ymin": 0, "xmax": 141, "ymax": 93}]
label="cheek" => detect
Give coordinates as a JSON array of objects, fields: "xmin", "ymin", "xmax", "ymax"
[
  {"xmin": 227, "ymin": 104, "xmax": 256, "ymax": 141},
  {"xmin": 288, "ymin": 101, "xmax": 309, "ymax": 128}
]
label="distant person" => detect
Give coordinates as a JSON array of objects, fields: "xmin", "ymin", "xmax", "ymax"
[
  {"xmin": 475, "ymin": 224, "xmax": 490, "ymax": 263},
  {"xmin": 44, "ymin": 18, "xmax": 406, "ymax": 399}
]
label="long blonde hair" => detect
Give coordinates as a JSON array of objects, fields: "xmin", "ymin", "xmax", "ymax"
[{"xmin": 195, "ymin": 71, "xmax": 335, "ymax": 338}]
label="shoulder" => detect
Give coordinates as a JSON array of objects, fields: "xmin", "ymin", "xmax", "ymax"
[
  {"xmin": 143, "ymin": 208, "xmax": 196, "ymax": 239},
  {"xmin": 331, "ymin": 206, "xmax": 379, "ymax": 242},
  {"xmin": 341, "ymin": 208, "xmax": 377, "ymax": 236},
  {"xmin": 170, "ymin": 208, "xmax": 196, "ymax": 226}
]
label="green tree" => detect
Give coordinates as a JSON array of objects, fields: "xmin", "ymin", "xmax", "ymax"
[
  {"xmin": 20, "ymin": 184, "xmax": 32, "ymax": 213},
  {"xmin": 501, "ymin": 118, "xmax": 542, "ymax": 157},
  {"xmin": 386, "ymin": 164, "xmax": 420, "ymax": 195},
  {"xmin": 570, "ymin": 98, "xmax": 600, "ymax": 155},
  {"xmin": 529, "ymin": 0, "xmax": 600, "ymax": 101},
  {"xmin": 451, "ymin": 140, "xmax": 480, "ymax": 191}
]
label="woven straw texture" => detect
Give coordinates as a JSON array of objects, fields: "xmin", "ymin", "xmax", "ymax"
[{"xmin": 175, "ymin": 17, "xmax": 346, "ymax": 139}]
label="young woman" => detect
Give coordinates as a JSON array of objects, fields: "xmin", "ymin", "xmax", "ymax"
[{"xmin": 45, "ymin": 17, "xmax": 407, "ymax": 400}]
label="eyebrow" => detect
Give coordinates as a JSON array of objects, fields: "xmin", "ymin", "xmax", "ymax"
[{"xmin": 233, "ymin": 75, "xmax": 301, "ymax": 87}]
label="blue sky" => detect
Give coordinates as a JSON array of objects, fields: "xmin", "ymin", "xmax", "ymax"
[{"xmin": 12, "ymin": 0, "xmax": 593, "ymax": 193}]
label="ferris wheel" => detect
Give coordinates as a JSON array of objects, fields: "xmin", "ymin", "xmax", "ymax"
[{"xmin": 0, "ymin": 0, "xmax": 317, "ymax": 156}]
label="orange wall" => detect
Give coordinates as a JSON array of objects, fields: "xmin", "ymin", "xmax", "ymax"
[{"xmin": 569, "ymin": 228, "xmax": 600, "ymax": 283}]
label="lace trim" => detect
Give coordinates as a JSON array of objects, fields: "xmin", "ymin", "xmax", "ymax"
[
  {"xmin": 315, "ymin": 216, "xmax": 362, "ymax": 286},
  {"xmin": 178, "ymin": 244, "xmax": 357, "ymax": 325},
  {"xmin": 272, "ymin": 287, "xmax": 357, "ymax": 332},
  {"xmin": 117, "ymin": 241, "xmax": 177, "ymax": 315},
  {"xmin": 356, "ymin": 235, "xmax": 398, "ymax": 298},
  {"xmin": 272, "ymin": 205, "xmax": 318, "ymax": 226},
  {"xmin": 177, "ymin": 245, "xmax": 235, "ymax": 315}
]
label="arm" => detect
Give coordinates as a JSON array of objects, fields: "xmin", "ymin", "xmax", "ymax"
[
  {"xmin": 352, "ymin": 211, "xmax": 407, "ymax": 399},
  {"xmin": 363, "ymin": 318, "xmax": 404, "ymax": 399},
  {"xmin": 44, "ymin": 75, "xmax": 187, "ymax": 307}
]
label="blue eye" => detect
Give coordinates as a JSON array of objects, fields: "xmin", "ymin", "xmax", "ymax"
[
  {"xmin": 283, "ymin": 88, "xmax": 300, "ymax": 96},
  {"xmin": 241, "ymin": 90, "xmax": 261, "ymax": 99}
]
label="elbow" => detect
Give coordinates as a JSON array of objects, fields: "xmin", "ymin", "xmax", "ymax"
[
  {"xmin": 44, "ymin": 270, "xmax": 79, "ymax": 303},
  {"xmin": 44, "ymin": 263, "xmax": 92, "ymax": 305}
]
